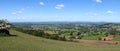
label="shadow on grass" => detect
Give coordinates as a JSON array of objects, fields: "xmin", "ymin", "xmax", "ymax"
[{"xmin": 0, "ymin": 34, "xmax": 17, "ymax": 37}]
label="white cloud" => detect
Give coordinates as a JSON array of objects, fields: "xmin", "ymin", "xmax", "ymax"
[
  {"xmin": 106, "ymin": 10, "xmax": 113, "ymax": 14},
  {"xmin": 55, "ymin": 4, "xmax": 64, "ymax": 9},
  {"xmin": 40, "ymin": 2, "xmax": 44, "ymax": 5},
  {"xmin": 11, "ymin": 11, "xmax": 22, "ymax": 15},
  {"xmin": 11, "ymin": 8, "xmax": 26, "ymax": 15},
  {"xmin": 95, "ymin": 0, "xmax": 102, "ymax": 3}
]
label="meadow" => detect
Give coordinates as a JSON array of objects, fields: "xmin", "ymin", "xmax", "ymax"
[{"xmin": 0, "ymin": 30, "xmax": 120, "ymax": 51}]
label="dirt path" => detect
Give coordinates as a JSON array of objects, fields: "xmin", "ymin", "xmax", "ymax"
[{"xmin": 72, "ymin": 39, "xmax": 120, "ymax": 45}]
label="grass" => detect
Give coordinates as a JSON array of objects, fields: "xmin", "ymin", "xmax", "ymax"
[
  {"xmin": 0, "ymin": 30, "xmax": 120, "ymax": 51},
  {"xmin": 82, "ymin": 35, "xmax": 120, "ymax": 41},
  {"xmin": 82, "ymin": 35, "xmax": 105, "ymax": 40},
  {"xmin": 114, "ymin": 35, "xmax": 120, "ymax": 41},
  {"xmin": 44, "ymin": 31, "xmax": 57, "ymax": 34}
]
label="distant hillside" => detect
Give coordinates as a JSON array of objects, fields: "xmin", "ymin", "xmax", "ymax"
[
  {"xmin": 12, "ymin": 22, "xmax": 117, "ymax": 25},
  {"xmin": 0, "ymin": 30, "xmax": 120, "ymax": 51}
]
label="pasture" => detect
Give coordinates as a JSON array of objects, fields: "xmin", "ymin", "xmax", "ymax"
[{"xmin": 0, "ymin": 30, "xmax": 120, "ymax": 51}]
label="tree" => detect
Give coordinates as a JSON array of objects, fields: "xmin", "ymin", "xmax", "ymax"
[
  {"xmin": 77, "ymin": 32, "xmax": 81, "ymax": 36},
  {"xmin": 108, "ymin": 28, "xmax": 117, "ymax": 35},
  {"xmin": 70, "ymin": 32, "xmax": 73, "ymax": 36},
  {"xmin": 0, "ymin": 19, "xmax": 11, "ymax": 36}
]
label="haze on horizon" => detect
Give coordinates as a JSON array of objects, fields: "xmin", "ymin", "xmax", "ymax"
[{"xmin": 0, "ymin": 0, "xmax": 120, "ymax": 22}]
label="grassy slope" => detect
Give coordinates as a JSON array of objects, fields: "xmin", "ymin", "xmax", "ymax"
[{"xmin": 0, "ymin": 30, "xmax": 120, "ymax": 51}]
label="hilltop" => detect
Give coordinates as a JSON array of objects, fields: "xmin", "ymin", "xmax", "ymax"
[{"xmin": 0, "ymin": 30, "xmax": 120, "ymax": 51}]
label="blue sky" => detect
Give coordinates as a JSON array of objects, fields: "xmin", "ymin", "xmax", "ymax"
[{"xmin": 0, "ymin": 0, "xmax": 120, "ymax": 22}]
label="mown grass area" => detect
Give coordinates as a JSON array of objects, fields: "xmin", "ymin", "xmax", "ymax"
[{"xmin": 0, "ymin": 30, "xmax": 120, "ymax": 51}]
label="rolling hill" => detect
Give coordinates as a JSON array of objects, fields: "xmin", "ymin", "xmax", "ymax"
[{"xmin": 0, "ymin": 30, "xmax": 120, "ymax": 51}]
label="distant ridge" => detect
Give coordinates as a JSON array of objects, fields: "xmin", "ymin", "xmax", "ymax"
[{"xmin": 12, "ymin": 21, "xmax": 120, "ymax": 25}]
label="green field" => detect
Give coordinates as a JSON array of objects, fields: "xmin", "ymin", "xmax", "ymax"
[
  {"xmin": 114, "ymin": 35, "xmax": 120, "ymax": 41},
  {"xmin": 82, "ymin": 35, "xmax": 105, "ymax": 40},
  {"xmin": 0, "ymin": 30, "xmax": 120, "ymax": 51}
]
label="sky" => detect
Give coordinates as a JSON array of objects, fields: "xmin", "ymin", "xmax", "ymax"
[{"xmin": 0, "ymin": 0, "xmax": 120, "ymax": 22}]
